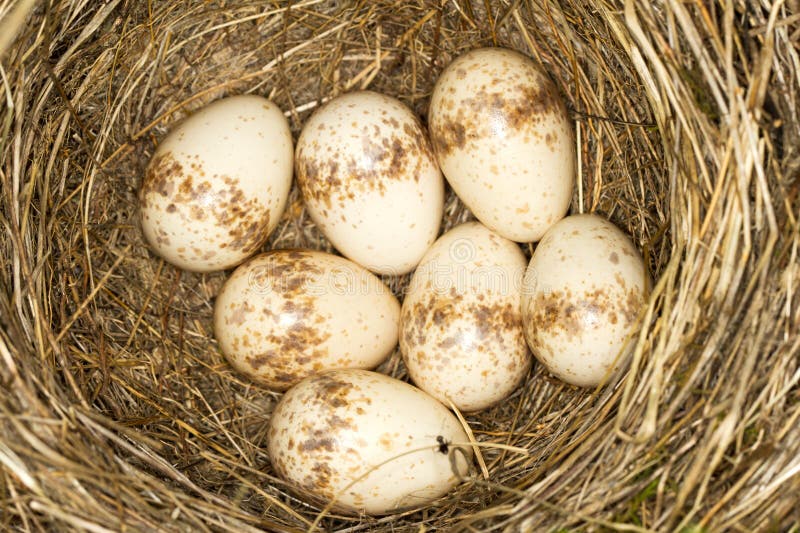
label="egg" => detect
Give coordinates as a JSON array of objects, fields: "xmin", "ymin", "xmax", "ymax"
[
  {"xmin": 139, "ymin": 95, "xmax": 293, "ymax": 272},
  {"xmin": 400, "ymin": 222, "xmax": 531, "ymax": 412},
  {"xmin": 295, "ymin": 90, "xmax": 444, "ymax": 275},
  {"xmin": 520, "ymin": 214, "xmax": 649, "ymax": 386},
  {"xmin": 268, "ymin": 369, "xmax": 472, "ymax": 515},
  {"xmin": 428, "ymin": 47, "xmax": 574, "ymax": 243},
  {"xmin": 213, "ymin": 250, "xmax": 400, "ymax": 391}
]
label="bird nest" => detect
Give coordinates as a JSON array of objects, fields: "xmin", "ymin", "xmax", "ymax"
[{"xmin": 0, "ymin": 1, "xmax": 798, "ymax": 531}]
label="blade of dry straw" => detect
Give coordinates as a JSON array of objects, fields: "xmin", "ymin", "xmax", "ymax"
[{"xmin": 0, "ymin": 0, "xmax": 37, "ymax": 59}]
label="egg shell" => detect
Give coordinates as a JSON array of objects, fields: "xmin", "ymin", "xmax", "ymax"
[
  {"xmin": 139, "ymin": 95, "xmax": 293, "ymax": 272},
  {"xmin": 400, "ymin": 222, "xmax": 531, "ymax": 412},
  {"xmin": 428, "ymin": 47, "xmax": 574, "ymax": 243},
  {"xmin": 521, "ymin": 214, "xmax": 649, "ymax": 386},
  {"xmin": 295, "ymin": 91, "xmax": 444, "ymax": 275},
  {"xmin": 214, "ymin": 250, "xmax": 400, "ymax": 391},
  {"xmin": 268, "ymin": 369, "xmax": 472, "ymax": 515}
]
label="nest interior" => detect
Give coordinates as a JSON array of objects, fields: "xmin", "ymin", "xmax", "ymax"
[{"xmin": 0, "ymin": 1, "xmax": 798, "ymax": 531}]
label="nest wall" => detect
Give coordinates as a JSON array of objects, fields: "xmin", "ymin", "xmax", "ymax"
[{"xmin": 0, "ymin": 1, "xmax": 798, "ymax": 531}]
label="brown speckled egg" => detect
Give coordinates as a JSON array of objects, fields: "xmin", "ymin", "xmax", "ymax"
[
  {"xmin": 429, "ymin": 47, "xmax": 574, "ymax": 243},
  {"xmin": 521, "ymin": 214, "xmax": 650, "ymax": 386},
  {"xmin": 214, "ymin": 250, "xmax": 400, "ymax": 391},
  {"xmin": 267, "ymin": 369, "xmax": 472, "ymax": 515},
  {"xmin": 400, "ymin": 222, "xmax": 531, "ymax": 412},
  {"xmin": 295, "ymin": 91, "xmax": 444, "ymax": 275},
  {"xmin": 139, "ymin": 95, "xmax": 293, "ymax": 272}
]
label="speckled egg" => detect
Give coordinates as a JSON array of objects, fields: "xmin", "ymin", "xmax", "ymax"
[
  {"xmin": 521, "ymin": 214, "xmax": 650, "ymax": 386},
  {"xmin": 268, "ymin": 369, "xmax": 472, "ymax": 515},
  {"xmin": 295, "ymin": 91, "xmax": 444, "ymax": 275},
  {"xmin": 214, "ymin": 250, "xmax": 400, "ymax": 391},
  {"xmin": 400, "ymin": 222, "xmax": 531, "ymax": 412},
  {"xmin": 139, "ymin": 95, "xmax": 293, "ymax": 272},
  {"xmin": 428, "ymin": 47, "xmax": 574, "ymax": 243}
]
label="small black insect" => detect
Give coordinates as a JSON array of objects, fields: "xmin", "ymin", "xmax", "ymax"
[{"xmin": 436, "ymin": 435, "xmax": 450, "ymax": 455}]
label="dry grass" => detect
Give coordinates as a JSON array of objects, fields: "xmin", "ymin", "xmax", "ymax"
[{"xmin": 0, "ymin": 0, "xmax": 798, "ymax": 531}]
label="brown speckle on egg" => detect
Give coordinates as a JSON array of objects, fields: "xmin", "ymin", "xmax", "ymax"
[
  {"xmin": 138, "ymin": 95, "xmax": 293, "ymax": 272},
  {"xmin": 214, "ymin": 250, "xmax": 400, "ymax": 391},
  {"xmin": 521, "ymin": 214, "xmax": 650, "ymax": 387},
  {"xmin": 400, "ymin": 222, "xmax": 531, "ymax": 412},
  {"xmin": 294, "ymin": 91, "xmax": 444, "ymax": 275},
  {"xmin": 266, "ymin": 370, "xmax": 472, "ymax": 515},
  {"xmin": 428, "ymin": 47, "xmax": 575, "ymax": 242}
]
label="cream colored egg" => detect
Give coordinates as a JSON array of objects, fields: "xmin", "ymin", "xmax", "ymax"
[
  {"xmin": 140, "ymin": 95, "xmax": 293, "ymax": 272},
  {"xmin": 429, "ymin": 47, "xmax": 574, "ymax": 242},
  {"xmin": 268, "ymin": 369, "xmax": 472, "ymax": 515},
  {"xmin": 295, "ymin": 91, "xmax": 444, "ymax": 275},
  {"xmin": 521, "ymin": 214, "xmax": 649, "ymax": 386},
  {"xmin": 214, "ymin": 250, "xmax": 400, "ymax": 391},
  {"xmin": 400, "ymin": 222, "xmax": 531, "ymax": 412}
]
